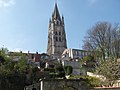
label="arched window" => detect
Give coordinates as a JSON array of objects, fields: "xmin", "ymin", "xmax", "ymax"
[
  {"xmin": 59, "ymin": 37, "xmax": 62, "ymax": 42},
  {"xmin": 55, "ymin": 31, "xmax": 58, "ymax": 35},
  {"xmin": 57, "ymin": 20, "xmax": 60, "ymax": 25},
  {"xmin": 56, "ymin": 37, "xmax": 58, "ymax": 41},
  {"xmin": 59, "ymin": 31, "xmax": 61, "ymax": 35}
]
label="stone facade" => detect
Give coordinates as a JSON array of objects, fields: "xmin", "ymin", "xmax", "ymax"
[
  {"xmin": 47, "ymin": 4, "xmax": 67, "ymax": 59},
  {"xmin": 62, "ymin": 48, "xmax": 91, "ymax": 60},
  {"xmin": 61, "ymin": 48, "xmax": 90, "ymax": 75},
  {"xmin": 62, "ymin": 60, "xmax": 85, "ymax": 75}
]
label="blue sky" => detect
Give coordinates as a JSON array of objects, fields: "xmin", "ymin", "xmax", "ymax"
[{"xmin": 0, "ymin": 0, "xmax": 120, "ymax": 53}]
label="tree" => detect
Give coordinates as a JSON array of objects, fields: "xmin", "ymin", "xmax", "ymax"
[
  {"xmin": 95, "ymin": 58, "xmax": 120, "ymax": 86},
  {"xmin": 0, "ymin": 47, "xmax": 8, "ymax": 56},
  {"xmin": 0, "ymin": 48, "xmax": 33, "ymax": 89},
  {"xmin": 17, "ymin": 56, "xmax": 28, "ymax": 73},
  {"xmin": 0, "ymin": 47, "xmax": 9, "ymax": 64},
  {"xmin": 0, "ymin": 56, "xmax": 5, "ymax": 64},
  {"xmin": 0, "ymin": 47, "xmax": 12, "ymax": 75},
  {"xmin": 31, "ymin": 67, "xmax": 40, "ymax": 83},
  {"xmin": 82, "ymin": 22, "xmax": 120, "ymax": 86},
  {"xmin": 82, "ymin": 55, "xmax": 96, "ymax": 72},
  {"xmin": 111, "ymin": 29, "xmax": 120, "ymax": 58},
  {"xmin": 83, "ymin": 22, "xmax": 120, "ymax": 60}
]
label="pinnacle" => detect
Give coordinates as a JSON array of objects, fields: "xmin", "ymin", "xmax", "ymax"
[{"xmin": 52, "ymin": 3, "xmax": 61, "ymax": 21}]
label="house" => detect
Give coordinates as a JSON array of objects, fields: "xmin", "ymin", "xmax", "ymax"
[{"xmin": 61, "ymin": 48, "xmax": 91, "ymax": 75}]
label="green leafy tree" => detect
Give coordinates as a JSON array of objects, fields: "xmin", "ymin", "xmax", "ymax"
[
  {"xmin": 0, "ymin": 48, "xmax": 31, "ymax": 89},
  {"xmin": 31, "ymin": 67, "xmax": 41, "ymax": 83},
  {"xmin": 0, "ymin": 47, "xmax": 10, "ymax": 64},
  {"xmin": 0, "ymin": 47, "xmax": 8, "ymax": 56},
  {"xmin": 0, "ymin": 56, "xmax": 5, "ymax": 64},
  {"xmin": 17, "ymin": 56, "xmax": 28, "ymax": 73}
]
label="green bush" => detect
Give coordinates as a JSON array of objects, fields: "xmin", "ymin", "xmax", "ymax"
[
  {"xmin": 55, "ymin": 66, "xmax": 65, "ymax": 78},
  {"xmin": 55, "ymin": 66, "xmax": 64, "ymax": 73},
  {"xmin": 0, "ymin": 73, "xmax": 26, "ymax": 90},
  {"xmin": 69, "ymin": 76, "xmax": 102, "ymax": 87},
  {"xmin": 44, "ymin": 68, "xmax": 55, "ymax": 73},
  {"xmin": 86, "ymin": 76, "xmax": 102, "ymax": 87},
  {"xmin": 64, "ymin": 66, "xmax": 73, "ymax": 75},
  {"xmin": 32, "ymin": 67, "xmax": 39, "ymax": 73}
]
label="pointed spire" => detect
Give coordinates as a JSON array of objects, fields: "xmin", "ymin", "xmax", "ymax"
[
  {"xmin": 62, "ymin": 15, "xmax": 64, "ymax": 20},
  {"xmin": 52, "ymin": 3, "xmax": 61, "ymax": 21},
  {"xmin": 62, "ymin": 15, "xmax": 64, "ymax": 25},
  {"xmin": 49, "ymin": 18, "xmax": 51, "ymax": 22}
]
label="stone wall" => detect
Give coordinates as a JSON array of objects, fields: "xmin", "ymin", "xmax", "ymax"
[
  {"xmin": 25, "ymin": 79, "xmax": 120, "ymax": 90},
  {"xmin": 40, "ymin": 79, "xmax": 89, "ymax": 90},
  {"xmin": 25, "ymin": 79, "xmax": 89, "ymax": 90},
  {"xmin": 25, "ymin": 83, "xmax": 40, "ymax": 90}
]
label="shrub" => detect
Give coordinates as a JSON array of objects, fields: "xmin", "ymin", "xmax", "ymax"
[
  {"xmin": 44, "ymin": 68, "xmax": 55, "ymax": 73},
  {"xmin": 55, "ymin": 66, "xmax": 65, "ymax": 78},
  {"xmin": 64, "ymin": 66, "xmax": 73, "ymax": 75},
  {"xmin": 69, "ymin": 76, "xmax": 102, "ymax": 87}
]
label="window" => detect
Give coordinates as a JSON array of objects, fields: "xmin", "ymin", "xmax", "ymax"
[
  {"xmin": 55, "ymin": 31, "xmax": 58, "ymax": 35},
  {"xmin": 57, "ymin": 20, "xmax": 60, "ymax": 25},
  {"xmin": 59, "ymin": 32, "xmax": 61, "ymax": 35},
  {"xmin": 56, "ymin": 37, "xmax": 58, "ymax": 41},
  {"xmin": 76, "ymin": 51, "xmax": 78, "ymax": 55},
  {"xmin": 59, "ymin": 37, "xmax": 62, "ymax": 42},
  {"xmin": 31, "ymin": 54, "xmax": 34, "ymax": 59}
]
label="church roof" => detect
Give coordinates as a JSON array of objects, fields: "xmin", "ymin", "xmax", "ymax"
[{"xmin": 52, "ymin": 3, "xmax": 61, "ymax": 21}]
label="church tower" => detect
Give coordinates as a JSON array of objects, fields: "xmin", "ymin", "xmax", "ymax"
[{"xmin": 47, "ymin": 3, "xmax": 67, "ymax": 58}]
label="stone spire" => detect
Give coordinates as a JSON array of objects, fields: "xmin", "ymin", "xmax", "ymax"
[
  {"xmin": 52, "ymin": 3, "xmax": 61, "ymax": 21},
  {"xmin": 47, "ymin": 3, "xmax": 67, "ymax": 59}
]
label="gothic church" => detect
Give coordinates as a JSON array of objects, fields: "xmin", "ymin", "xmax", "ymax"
[{"xmin": 47, "ymin": 4, "xmax": 67, "ymax": 59}]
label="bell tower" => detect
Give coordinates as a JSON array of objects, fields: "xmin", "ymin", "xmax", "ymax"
[{"xmin": 47, "ymin": 3, "xmax": 67, "ymax": 58}]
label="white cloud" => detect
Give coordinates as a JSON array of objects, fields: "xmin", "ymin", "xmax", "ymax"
[{"xmin": 0, "ymin": 0, "xmax": 15, "ymax": 8}]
